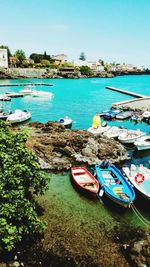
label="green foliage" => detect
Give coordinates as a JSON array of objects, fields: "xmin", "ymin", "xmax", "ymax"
[
  {"xmin": 61, "ymin": 62, "xmax": 74, "ymax": 67},
  {"xmin": 0, "ymin": 122, "xmax": 50, "ymax": 252},
  {"xmin": 98, "ymin": 59, "xmax": 104, "ymax": 66},
  {"xmin": 15, "ymin": 49, "xmax": 26, "ymax": 65},
  {"xmin": 79, "ymin": 65, "xmax": 93, "ymax": 76},
  {"xmin": 30, "ymin": 53, "xmax": 54, "ymax": 64},
  {"xmin": 41, "ymin": 59, "xmax": 51, "ymax": 67},
  {"xmin": 79, "ymin": 52, "xmax": 86, "ymax": 61}
]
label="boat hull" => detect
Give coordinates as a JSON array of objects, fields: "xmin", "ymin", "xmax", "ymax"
[
  {"xmin": 71, "ymin": 167, "xmax": 99, "ymax": 198},
  {"xmin": 95, "ymin": 163, "xmax": 135, "ymax": 208}
]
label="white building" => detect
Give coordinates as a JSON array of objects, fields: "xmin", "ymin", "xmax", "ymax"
[
  {"xmin": 51, "ymin": 54, "xmax": 67, "ymax": 65},
  {"xmin": 0, "ymin": 49, "xmax": 8, "ymax": 68},
  {"xmin": 73, "ymin": 60, "xmax": 104, "ymax": 72}
]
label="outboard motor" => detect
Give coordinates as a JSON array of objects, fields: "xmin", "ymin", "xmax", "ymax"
[{"xmin": 101, "ymin": 159, "xmax": 109, "ymax": 169}]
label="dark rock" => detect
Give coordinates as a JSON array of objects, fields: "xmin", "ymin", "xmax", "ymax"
[{"xmin": 26, "ymin": 122, "xmax": 128, "ymax": 171}]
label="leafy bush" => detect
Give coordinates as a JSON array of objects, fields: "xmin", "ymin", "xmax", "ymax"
[{"xmin": 0, "ymin": 122, "xmax": 50, "ymax": 251}]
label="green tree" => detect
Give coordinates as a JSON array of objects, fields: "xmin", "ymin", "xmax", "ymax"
[
  {"xmin": 15, "ymin": 49, "xmax": 26, "ymax": 66},
  {"xmin": 79, "ymin": 66, "xmax": 93, "ymax": 76},
  {"xmin": 98, "ymin": 59, "xmax": 104, "ymax": 66},
  {"xmin": 0, "ymin": 122, "xmax": 50, "ymax": 252},
  {"xmin": 79, "ymin": 52, "xmax": 86, "ymax": 61},
  {"xmin": 41, "ymin": 59, "xmax": 51, "ymax": 67}
]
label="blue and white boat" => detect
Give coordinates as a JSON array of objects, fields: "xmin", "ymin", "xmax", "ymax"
[{"xmin": 95, "ymin": 161, "xmax": 135, "ymax": 208}]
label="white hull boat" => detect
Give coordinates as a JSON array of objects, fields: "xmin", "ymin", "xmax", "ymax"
[
  {"xmin": 116, "ymin": 111, "xmax": 133, "ymax": 120},
  {"xmin": 118, "ymin": 130, "xmax": 146, "ymax": 144},
  {"xmin": 88, "ymin": 125, "xmax": 111, "ymax": 135},
  {"xmin": 58, "ymin": 116, "xmax": 73, "ymax": 128},
  {"xmin": 134, "ymin": 135, "xmax": 150, "ymax": 150},
  {"xmin": 7, "ymin": 109, "xmax": 31, "ymax": 124},
  {"xmin": 19, "ymin": 88, "xmax": 33, "ymax": 95},
  {"xmin": 123, "ymin": 164, "xmax": 150, "ymax": 201},
  {"xmin": 31, "ymin": 90, "xmax": 53, "ymax": 97},
  {"xmin": 104, "ymin": 126, "xmax": 126, "ymax": 138}
]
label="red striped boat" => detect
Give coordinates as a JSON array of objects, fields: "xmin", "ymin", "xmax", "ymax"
[{"xmin": 71, "ymin": 167, "xmax": 99, "ymax": 197}]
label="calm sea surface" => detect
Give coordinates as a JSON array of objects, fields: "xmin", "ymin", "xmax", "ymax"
[{"xmin": 0, "ymin": 75, "xmax": 150, "ymax": 232}]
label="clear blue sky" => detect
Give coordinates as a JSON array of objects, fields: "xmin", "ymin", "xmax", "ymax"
[{"xmin": 0, "ymin": 0, "xmax": 150, "ymax": 67}]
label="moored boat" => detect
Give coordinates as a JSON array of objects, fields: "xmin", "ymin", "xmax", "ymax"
[
  {"xmin": 118, "ymin": 129, "xmax": 146, "ymax": 144},
  {"xmin": 134, "ymin": 135, "xmax": 150, "ymax": 150},
  {"xmin": 57, "ymin": 116, "xmax": 72, "ymax": 128},
  {"xmin": 95, "ymin": 161, "xmax": 135, "ymax": 207},
  {"xmin": 0, "ymin": 111, "xmax": 12, "ymax": 121},
  {"xmin": 123, "ymin": 164, "xmax": 150, "ymax": 201},
  {"xmin": 88, "ymin": 125, "xmax": 111, "ymax": 134},
  {"xmin": 7, "ymin": 109, "xmax": 31, "ymax": 124},
  {"xmin": 103, "ymin": 126, "xmax": 126, "ymax": 139},
  {"xmin": 71, "ymin": 167, "xmax": 99, "ymax": 197},
  {"xmin": 31, "ymin": 90, "xmax": 53, "ymax": 97},
  {"xmin": 142, "ymin": 111, "xmax": 150, "ymax": 123},
  {"xmin": 116, "ymin": 111, "xmax": 133, "ymax": 120},
  {"xmin": 19, "ymin": 87, "xmax": 33, "ymax": 95}
]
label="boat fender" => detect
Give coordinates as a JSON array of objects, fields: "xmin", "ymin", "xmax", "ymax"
[{"xmin": 134, "ymin": 173, "xmax": 144, "ymax": 184}]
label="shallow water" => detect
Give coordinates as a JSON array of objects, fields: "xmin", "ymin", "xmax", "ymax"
[{"xmin": 37, "ymin": 172, "xmax": 149, "ymax": 266}]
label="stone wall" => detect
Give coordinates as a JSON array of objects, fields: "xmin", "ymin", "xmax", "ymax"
[{"xmin": 7, "ymin": 68, "xmax": 47, "ymax": 78}]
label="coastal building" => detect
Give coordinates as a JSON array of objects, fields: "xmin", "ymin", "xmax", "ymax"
[
  {"xmin": 74, "ymin": 60, "xmax": 104, "ymax": 72},
  {"xmin": 51, "ymin": 54, "xmax": 67, "ymax": 65},
  {"xmin": 0, "ymin": 49, "xmax": 8, "ymax": 68}
]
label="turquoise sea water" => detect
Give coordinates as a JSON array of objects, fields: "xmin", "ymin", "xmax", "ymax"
[{"xmin": 0, "ymin": 75, "xmax": 150, "ymax": 165}]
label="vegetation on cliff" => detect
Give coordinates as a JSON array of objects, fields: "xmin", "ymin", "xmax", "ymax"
[{"xmin": 0, "ymin": 122, "xmax": 50, "ymax": 252}]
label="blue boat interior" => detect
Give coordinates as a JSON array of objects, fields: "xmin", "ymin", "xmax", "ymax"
[{"xmin": 95, "ymin": 164, "xmax": 135, "ymax": 203}]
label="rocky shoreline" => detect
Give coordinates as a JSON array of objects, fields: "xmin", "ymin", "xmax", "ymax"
[
  {"xmin": 0, "ymin": 68, "xmax": 149, "ymax": 79},
  {"xmin": 25, "ymin": 121, "xmax": 128, "ymax": 171}
]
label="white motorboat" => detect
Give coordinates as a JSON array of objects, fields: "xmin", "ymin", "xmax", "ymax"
[
  {"xmin": 19, "ymin": 87, "xmax": 33, "ymax": 95},
  {"xmin": 31, "ymin": 90, "xmax": 53, "ymax": 97},
  {"xmin": 116, "ymin": 111, "xmax": 133, "ymax": 120},
  {"xmin": 88, "ymin": 125, "xmax": 111, "ymax": 134},
  {"xmin": 118, "ymin": 129, "xmax": 146, "ymax": 144},
  {"xmin": 134, "ymin": 135, "xmax": 150, "ymax": 150},
  {"xmin": 103, "ymin": 126, "xmax": 126, "ymax": 138},
  {"xmin": 7, "ymin": 109, "xmax": 31, "ymax": 124},
  {"xmin": 142, "ymin": 111, "xmax": 150, "ymax": 123},
  {"xmin": 57, "ymin": 116, "xmax": 73, "ymax": 128},
  {"xmin": 123, "ymin": 164, "xmax": 150, "ymax": 201}
]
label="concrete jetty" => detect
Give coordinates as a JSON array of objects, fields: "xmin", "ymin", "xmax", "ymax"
[
  {"xmin": 0, "ymin": 83, "xmax": 53, "ymax": 87},
  {"xmin": 112, "ymin": 97, "xmax": 150, "ymax": 111},
  {"xmin": 106, "ymin": 86, "xmax": 146, "ymax": 98}
]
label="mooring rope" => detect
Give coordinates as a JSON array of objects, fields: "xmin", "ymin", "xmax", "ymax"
[{"xmin": 131, "ymin": 203, "xmax": 150, "ymax": 227}]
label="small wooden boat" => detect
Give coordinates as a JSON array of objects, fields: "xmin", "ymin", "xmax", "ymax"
[
  {"xmin": 134, "ymin": 135, "xmax": 150, "ymax": 150},
  {"xmin": 116, "ymin": 111, "xmax": 133, "ymax": 120},
  {"xmin": 95, "ymin": 161, "xmax": 135, "ymax": 207},
  {"xmin": 7, "ymin": 109, "xmax": 31, "ymax": 124},
  {"xmin": 123, "ymin": 164, "xmax": 150, "ymax": 201},
  {"xmin": 118, "ymin": 130, "xmax": 146, "ymax": 144},
  {"xmin": 58, "ymin": 116, "xmax": 72, "ymax": 128},
  {"xmin": 71, "ymin": 167, "xmax": 99, "ymax": 197}
]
